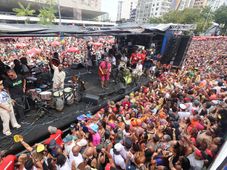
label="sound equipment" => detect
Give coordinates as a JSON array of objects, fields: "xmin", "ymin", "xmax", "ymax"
[
  {"xmin": 117, "ymin": 82, "xmax": 126, "ymax": 94},
  {"xmin": 160, "ymin": 35, "xmax": 192, "ymax": 67},
  {"xmin": 160, "ymin": 35, "xmax": 181, "ymax": 64},
  {"xmin": 82, "ymin": 93, "xmax": 100, "ymax": 105},
  {"xmin": 71, "ymin": 63, "xmax": 80, "ymax": 69},
  {"xmin": 173, "ymin": 36, "xmax": 192, "ymax": 66}
]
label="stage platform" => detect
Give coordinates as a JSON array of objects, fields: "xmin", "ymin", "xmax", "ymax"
[{"xmin": 0, "ymin": 66, "xmax": 148, "ymax": 154}]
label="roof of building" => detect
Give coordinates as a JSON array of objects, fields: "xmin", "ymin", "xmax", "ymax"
[{"xmin": 0, "ymin": 23, "xmax": 196, "ymax": 36}]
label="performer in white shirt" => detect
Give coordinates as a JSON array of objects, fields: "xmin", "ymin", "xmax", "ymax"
[{"xmin": 51, "ymin": 63, "xmax": 66, "ymax": 91}]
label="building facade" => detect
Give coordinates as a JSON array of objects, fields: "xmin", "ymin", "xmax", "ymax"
[
  {"xmin": 192, "ymin": 0, "xmax": 208, "ymax": 8},
  {"xmin": 174, "ymin": 0, "xmax": 194, "ymax": 10},
  {"xmin": 136, "ymin": 0, "xmax": 173, "ymax": 23},
  {"xmin": 0, "ymin": 0, "xmax": 104, "ymax": 21},
  {"xmin": 117, "ymin": 0, "xmax": 138, "ymax": 21},
  {"xmin": 208, "ymin": 0, "xmax": 227, "ymax": 11}
]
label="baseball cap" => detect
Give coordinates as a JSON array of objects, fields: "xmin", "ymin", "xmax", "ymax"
[{"xmin": 63, "ymin": 134, "xmax": 76, "ymax": 143}]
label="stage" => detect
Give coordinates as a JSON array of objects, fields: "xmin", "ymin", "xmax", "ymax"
[{"xmin": 0, "ymin": 66, "xmax": 148, "ymax": 154}]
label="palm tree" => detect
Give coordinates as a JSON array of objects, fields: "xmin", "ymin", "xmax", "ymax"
[
  {"xmin": 38, "ymin": 0, "xmax": 57, "ymax": 25},
  {"xmin": 12, "ymin": 2, "xmax": 35, "ymax": 24},
  {"xmin": 38, "ymin": 6, "xmax": 56, "ymax": 25}
]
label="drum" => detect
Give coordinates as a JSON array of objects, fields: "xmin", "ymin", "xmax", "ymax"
[
  {"xmin": 28, "ymin": 89, "xmax": 40, "ymax": 101},
  {"xmin": 39, "ymin": 84, "xmax": 48, "ymax": 91},
  {"xmin": 39, "ymin": 91, "xmax": 52, "ymax": 101},
  {"xmin": 53, "ymin": 91, "xmax": 64, "ymax": 111},
  {"xmin": 73, "ymin": 85, "xmax": 82, "ymax": 102},
  {"xmin": 63, "ymin": 87, "xmax": 74, "ymax": 105},
  {"xmin": 53, "ymin": 91, "xmax": 64, "ymax": 98}
]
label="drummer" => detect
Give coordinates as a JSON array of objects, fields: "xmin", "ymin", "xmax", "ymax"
[{"xmin": 50, "ymin": 62, "xmax": 66, "ymax": 91}]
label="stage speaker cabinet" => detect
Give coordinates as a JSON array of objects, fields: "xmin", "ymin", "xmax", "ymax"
[
  {"xmin": 118, "ymin": 82, "xmax": 126, "ymax": 94},
  {"xmin": 71, "ymin": 63, "xmax": 79, "ymax": 69},
  {"xmin": 82, "ymin": 93, "xmax": 100, "ymax": 105}
]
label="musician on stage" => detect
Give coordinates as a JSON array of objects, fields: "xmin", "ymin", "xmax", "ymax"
[
  {"xmin": 98, "ymin": 57, "xmax": 112, "ymax": 89},
  {"xmin": 50, "ymin": 62, "xmax": 66, "ymax": 91},
  {"xmin": 4, "ymin": 69, "xmax": 26, "ymax": 122},
  {"xmin": 130, "ymin": 50, "xmax": 139, "ymax": 69}
]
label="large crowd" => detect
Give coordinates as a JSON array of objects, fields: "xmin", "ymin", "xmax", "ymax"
[
  {"xmin": 0, "ymin": 36, "xmax": 227, "ymax": 170},
  {"xmin": 0, "ymin": 36, "xmax": 114, "ymax": 73}
]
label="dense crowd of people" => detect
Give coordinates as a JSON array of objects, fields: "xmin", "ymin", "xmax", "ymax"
[{"xmin": 0, "ymin": 36, "xmax": 227, "ymax": 170}]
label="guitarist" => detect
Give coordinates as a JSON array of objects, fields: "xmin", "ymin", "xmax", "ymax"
[{"xmin": 98, "ymin": 57, "xmax": 112, "ymax": 89}]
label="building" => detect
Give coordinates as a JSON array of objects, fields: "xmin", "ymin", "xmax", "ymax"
[
  {"xmin": 136, "ymin": 0, "xmax": 173, "ymax": 23},
  {"xmin": 0, "ymin": 0, "xmax": 106, "ymax": 22},
  {"xmin": 208, "ymin": 0, "xmax": 227, "ymax": 11},
  {"xmin": 129, "ymin": 8, "xmax": 137, "ymax": 21},
  {"xmin": 100, "ymin": 13, "xmax": 110, "ymax": 22},
  {"xmin": 174, "ymin": 0, "xmax": 194, "ymax": 10},
  {"xmin": 174, "ymin": 0, "xmax": 226, "ymax": 11},
  {"xmin": 117, "ymin": 0, "xmax": 138, "ymax": 21},
  {"xmin": 192, "ymin": 0, "xmax": 208, "ymax": 8}
]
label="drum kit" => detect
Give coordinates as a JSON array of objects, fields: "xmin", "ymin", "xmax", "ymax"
[{"xmin": 27, "ymin": 85, "xmax": 81, "ymax": 113}]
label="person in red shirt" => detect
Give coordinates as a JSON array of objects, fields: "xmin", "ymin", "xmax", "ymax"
[
  {"xmin": 121, "ymin": 95, "xmax": 131, "ymax": 109},
  {"xmin": 44, "ymin": 126, "xmax": 63, "ymax": 147},
  {"xmin": 0, "ymin": 151, "xmax": 17, "ymax": 170},
  {"xmin": 139, "ymin": 50, "xmax": 146, "ymax": 64},
  {"xmin": 98, "ymin": 57, "xmax": 112, "ymax": 89},
  {"xmin": 130, "ymin": 50, "xmax": 139, "ymax": 68}
]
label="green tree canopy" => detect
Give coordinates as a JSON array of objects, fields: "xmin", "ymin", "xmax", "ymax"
[
  {"xmin": 12, "ymin": 2, "xmax": 35, "ymax": 24},
  {"xmin": 149, "ymin": 7, "xmax": 215, "ymax": 34},
  {"xmin": 214, "ymin": 5, "xmax": 227, "ymax": 25},
  {"xmin": 38, "ymin": 0, "xmax": 57, "ymax": 25},
  {"xmin": 214, "ymin": 5, "xmax": 227, "ymax": 34}
]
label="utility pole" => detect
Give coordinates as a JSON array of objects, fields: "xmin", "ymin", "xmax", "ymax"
[{"xmin": 57, "ymin": 0, "xmax": 62, "ymax": 25}]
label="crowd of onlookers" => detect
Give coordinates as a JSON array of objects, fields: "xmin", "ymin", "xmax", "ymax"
[
  {"xmin": 0, "ymin": 36, "xmax": 227, "ymax": 170},
  {"xmin": 0, "ymin": 36, "xmax": 114, "ymax": 73}
]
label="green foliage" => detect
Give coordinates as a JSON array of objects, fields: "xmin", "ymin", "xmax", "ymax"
[
  {"xmin": 214, "ymin": 5, "xmax": 227, "ymax": 34},
  {"xmin": 162, "ymin": 10, "xmax": 180, "ymax": 23},
  {"xmin": 148, "ymin": 7, "xmax": 215, "ymax": 34},
  {"xmin": 149, "ymin": 17, "xmax": 163, "ymax": 24},
  {"xmin": 214, "ymin": 5, "xmax": 227, "ymax": 25},
  {"xmin": 38, "ymin": 0, "xmax": 57, "ymax": 25},
  {"xmin": 12, "ymin": 2, "xmax": 35, "ymax": 24}
]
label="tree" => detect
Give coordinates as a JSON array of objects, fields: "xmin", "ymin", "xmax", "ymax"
[
  {"xmin": 38, "ymin": 0, "xmax": 57, "ymax": 25},
  {"xmin": 149, "ymin": 8, "xmax": 214, "ymax": 34},
  {"xmin": 162, "ymin": 10, "xmax": 180, "ymax": 23},
  {"xmin": 214, "ymin": 5, "xmax": 227, "ymax": 34},
  {"xmin": 149, "ymin": 17, "xmax": 163, "ymax": 24},
  {"xmin": 12, "ymin": 2, "xmax": 35, "ymax": 24}
]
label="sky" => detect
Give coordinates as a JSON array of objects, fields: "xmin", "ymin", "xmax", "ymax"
[{"xmin": 101, "ymin": 0, "xmax": 118, "ymax": 21}]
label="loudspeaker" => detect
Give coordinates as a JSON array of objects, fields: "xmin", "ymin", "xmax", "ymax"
[
  {"xmin": 71, "ymin": 63, "xmax": 79, "ymax": 69},
  {"xmin": 160, "ymin": 36, "xmax": 181, "ymax": 64},
  {"xmin": 82, "ymin": 93, "xmax": 100, "ymax": 105},
  {"xmin": 173, "ymin": 36, "xmax": 192, "ymax": 66},
  {"xmin": 117, "ymin": 83, "xmax": 126, "ymax": 94}
]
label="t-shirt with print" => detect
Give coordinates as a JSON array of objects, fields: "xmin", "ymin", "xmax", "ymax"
[
  {"xmin": 0, "ymin": 91, "xmax": 11, "ymax": 104},
  {"xmin": 4, "ymin": 75, "xmax": 24, "ymax": 99}
]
